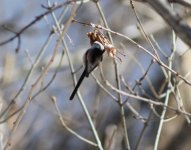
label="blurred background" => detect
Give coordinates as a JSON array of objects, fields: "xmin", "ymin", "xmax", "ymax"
[{"xmin": 0, "ymin": 0, "xmax": 191, "ymax": 150}]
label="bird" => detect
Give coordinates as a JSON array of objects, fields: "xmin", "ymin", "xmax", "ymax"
[{"xmin": 69, "ymin": 41, "xmax": 105, "ymax": 100}]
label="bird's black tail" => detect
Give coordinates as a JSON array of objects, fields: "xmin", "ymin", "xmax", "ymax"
[{"xmin": 69, "ymin": 69, "xmax": 86, "ymax": 100}]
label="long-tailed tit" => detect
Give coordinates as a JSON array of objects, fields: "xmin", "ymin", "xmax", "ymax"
[{"xmin": 69, "ymin": 41, "xmax": 105, "ymax": 100}]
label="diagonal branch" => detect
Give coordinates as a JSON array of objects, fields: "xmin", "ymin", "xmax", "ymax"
[
  {"xmin": 145, "ymin": 0, "xmax": 191, "ymax": 47},
  {"xmin": 168, "ymin": 0, "xmax": 191, "ymax": 8}
]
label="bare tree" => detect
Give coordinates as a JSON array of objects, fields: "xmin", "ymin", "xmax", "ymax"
[{"xmin": 0, "ymin": 0, "xmax": 191, "ymax": 150}]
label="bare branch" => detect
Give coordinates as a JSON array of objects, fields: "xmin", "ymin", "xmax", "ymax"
[
  {"xmin": 168, "ymin": 0, "xmax": 191, "ymax": 8},
  {"xmin": 146, "ymin": 0, "xmax": 191, "ymax": 47}
]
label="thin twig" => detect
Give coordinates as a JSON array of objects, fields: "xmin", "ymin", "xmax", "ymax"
[
  {"xmin": 49, "ymin": 3, "xmax": 104, "ymax": 149},
  {"xmin": 4, "ymin": 5, "xmax": 77, "ymax": 150},
  {"xmin": 121, "ymin": 44, "xmax": 158, "ymax": 98},
  {"xmin": 0, "ymin": 0, "xmax": 89, "ymax": 49},
  {"xmin": 72, "ymin": 20, "xmax": 191, "ymax": 86},
  {"xmin": 130, "ymin": 0, "xmax": 161, "ymax": 62},
  {"xmin": 96, "ymin": 73, "xmax": 147, "ymax": 122},
  {"xmin": 135, "ymin": 110, "xmax": 153, "ymax": 150},
  {"xmin": 149, "ymin": 35, "xmax": 168, "ymax": 58},
  {"xmin": 153, "ymin": 25, "xmax": 176, "ymax": 150},
  {"xmin": 92, "ymin": 73, "xmax": 118, "ymax": 102},
  {"xmin": 0, "ymin": 31, "xmax": 54, "ymax": 120},
  {"xmin": 95, "ymin": 1, "xmax": 131, "ymax": 149},
  {"xmin": 104, "ymin": 79, "xmax": 191, "ymax": 117},
  {"xmin": 51, "ymin": 96, "xmax": 97, "ymax": 147}
]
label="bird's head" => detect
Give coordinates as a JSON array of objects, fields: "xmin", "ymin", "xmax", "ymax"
[{"xmin": 92, "ymin": 41, "xmax": 105, "ymax": 51}]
